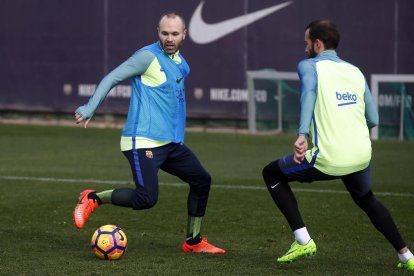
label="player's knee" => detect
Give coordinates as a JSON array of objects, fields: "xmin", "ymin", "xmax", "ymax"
[
  {"xmin": 350, "ymin": 190, "xmax": 374, "ymax": 209},
  {"xmin": 131, "ymin": 191, "xmax": 158, "ymax": 210},
  {"xmin": 143, "ymin": 197, "xmax": 158, "ymax": 209},
  {"xmin": 199, "ymin": 171, "xmax": 212, "ymax": 191},
  {"xmin": 202, "ymin": 170, "xmax": 211, "ymax": 183},
  {"xmin": 191, "ymin": 171, "xmax": 211, "ymax": 195},
  {"xmin": 262, "ymin": 163, "xmax": 273, "ymax": 181},
  {"xmin": 132, "ymin": 198, "xmax": 158, "ymax": 210},
  {"xmin": 262, "ymin": 160, "xmax": 283, "ymax": 186}
]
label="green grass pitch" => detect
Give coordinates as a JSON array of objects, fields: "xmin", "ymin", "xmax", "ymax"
[{"xmin": 0, "ymin": 124, "xmax": 413, "ymax": 275}]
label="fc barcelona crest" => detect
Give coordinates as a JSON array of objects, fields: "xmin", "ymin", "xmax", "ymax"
[{"xmin": 145, "ymin": 150, "xmax": 153, "ymax": 159}]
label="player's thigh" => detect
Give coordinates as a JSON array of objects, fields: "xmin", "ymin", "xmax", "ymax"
[
  {"xmin": 123, "ymin": 149, "xmax": 164, "ymax": 195},
  {"xmin": 161, "ymin": 143, "xmax": 210, "ymax": 183},
  {"xmin": 278, "ymin": 154, "xmax": 337, "ymax": 183},
  {"xmin": 341, "ymin": 165, "xmax": 372, "ymax": 196}
]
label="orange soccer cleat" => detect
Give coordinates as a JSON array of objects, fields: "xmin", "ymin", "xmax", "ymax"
[
  {"xmin": 182, "ymin": 237, "xmax": 226, "ymax": 254},
  {"xmin": 73, "ymin": 189, "xmax": 99, "ymax": 229}
]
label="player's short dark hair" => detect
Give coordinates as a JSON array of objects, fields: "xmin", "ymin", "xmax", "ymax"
[
  {"xmin": 158, "ymin": 11, "xmax": 186, "ymax": 29},
  {"xmin": 306, "ymin": 19, "xmax": 340, "ymax": 49}
]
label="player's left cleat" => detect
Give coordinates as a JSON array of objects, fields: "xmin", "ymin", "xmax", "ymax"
[
  {"xmin": 182, "ymin": 237, "xmax": 226, "ymax": 254},
  {"xmin": 277, "ymin": 239, "xmax": 317, "ymax": 263},
  {"xmin": 74, "ymin": 189, "xmax": 99, "ymax": 229},
  {"xmin": 397, "ymin": 259, "xmax": 414, "ymax": 271}
]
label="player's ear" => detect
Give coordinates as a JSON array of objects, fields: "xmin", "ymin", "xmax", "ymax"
[{"xmin": 315, "ymin": 39, "xmax": 324, "ymax": 50}]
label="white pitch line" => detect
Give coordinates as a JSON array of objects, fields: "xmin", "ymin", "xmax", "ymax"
[{"xmin": 0, "ymin": 175, "xmax": 413, "ymax": 198}]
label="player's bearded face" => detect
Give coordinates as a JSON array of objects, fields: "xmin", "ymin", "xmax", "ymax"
[
  {"xmin": 304, "ymin": 29, "xmax": 317, "ymax": 58},
  {"xmin": 306, "ymin": 43, "xmax": 317, "ymax": 58},
  {"xmin": 158, "ymin": 16, "xmax": 186, "ymax": 55}
]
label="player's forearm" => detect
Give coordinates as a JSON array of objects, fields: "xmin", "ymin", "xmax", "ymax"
[
  {"xmin": 76, "ymin": 57, "xmax": 146, "ymax": 119},
  {"xmin": 76, "ymin": 75, "xmax": 117, "ymax": 118},
  {"xmin": 297, "ymin": 60, "xmax": 317, "ymax": 137},
  {"xmin": 76, "ymin": 50, "xmax": 155, "ymax": 119},
  {"xmin": 364, "ymin": 83, "xmax": 379, "ymax": 129},
  {"xmin": 298, "ymin": 90, "xmax": 316, "ymax": 136}
]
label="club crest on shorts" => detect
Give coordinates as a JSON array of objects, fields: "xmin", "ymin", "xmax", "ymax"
[{"xmin": 145, "ymin": 150, "xmax": 153, "ymax": 159}]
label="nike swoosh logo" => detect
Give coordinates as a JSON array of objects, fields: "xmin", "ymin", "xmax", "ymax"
[
  {"xmin": 189, "ymin": 1, "xmax": 293, "ymax": 44},
  {"xmin": 271, "ymin": 182, "xmax": 281, "ymax": 189}
]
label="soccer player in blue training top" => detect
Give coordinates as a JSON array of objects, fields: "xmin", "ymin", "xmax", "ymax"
[
  {"xmin": 262, "ymin": 19, "xmax": 413, "ymax": 270},
  {"xmin": 73, "ymin": 11, "xmax": 225, "ymax": 254}
]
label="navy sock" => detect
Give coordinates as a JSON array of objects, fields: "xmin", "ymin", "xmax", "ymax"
[
  {"xmin": 87, "ymin": 192, "xmax": 102, "ymax": 205},
  {"xmin": 186, "ymin": 233, "xmax": 202, "ymax": 245}
]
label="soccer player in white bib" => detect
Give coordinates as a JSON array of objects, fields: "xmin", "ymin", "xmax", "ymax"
[{"xmin": 262, "ymin": 19, "xmax": 413, "ymax": 270}]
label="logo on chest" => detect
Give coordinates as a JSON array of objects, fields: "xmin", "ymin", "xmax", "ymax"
[
  {"xmin": 336, "ymin": 91, "xmax": 357, "ymax": 106},
  {"xmin": 175, "ymin": 89, "xmax": 185, "ymax": 103},
  {"xmin": 145, "ymin": 150, "xmax": 153, "ymax": 159}
]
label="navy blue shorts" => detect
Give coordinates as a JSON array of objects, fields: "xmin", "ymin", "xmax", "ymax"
[
  {"xmin": 122, "ymin": 142, "xmax": 211, "ymax": 215},
  {"xmin": 278, "ymin": 154, "xmax": 372, "ymax": 196}
]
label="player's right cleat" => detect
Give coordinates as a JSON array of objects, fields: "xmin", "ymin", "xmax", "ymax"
[
  {"xmin": 277, "ymin": 239, "xmax": 317, "ymax": 263},
  {"xmin": 397, "ymin": 259, "xmax": 414, "ymax": 271},
  {"xmin": 74, "ymin": 189, "xmax": 99, "ymax": 229},
  {"xmin": 182, "ymin": 237, "xmax": 226, "ymax": 254}
]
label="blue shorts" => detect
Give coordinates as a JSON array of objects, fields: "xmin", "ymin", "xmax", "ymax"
[
  {"xmin": 122, "ymin": 142, "xmax": 211, "ymax": 215},
  {"xmin": 278, "ymin": 154, "xmax": 372, "ymax": 196}
]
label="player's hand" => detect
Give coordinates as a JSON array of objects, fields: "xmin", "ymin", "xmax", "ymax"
[
  {"xmin": 75, "ymin": 112, "xmax": 91, "ymax": 128},
  {"xmin": 293, "ymin": 135, "xmax": 308, "ymax": 164}
]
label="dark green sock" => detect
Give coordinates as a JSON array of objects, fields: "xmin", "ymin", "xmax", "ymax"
[
  {"xmin": 96, "ymin": 189, "xmax": 114, "ymax": 204},
  {"xmin": 186, "ymin": 216, "xmax": 203, "ymax": 245}
]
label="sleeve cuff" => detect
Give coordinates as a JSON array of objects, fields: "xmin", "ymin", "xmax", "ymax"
[{"xmin": 297, "ymin": 133, "xmax": 309, "ymax": 138}]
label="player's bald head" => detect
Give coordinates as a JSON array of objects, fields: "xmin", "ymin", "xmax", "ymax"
[{"xmin": 158, "ymin": 11, "xmax": 186, "ymax": 30}]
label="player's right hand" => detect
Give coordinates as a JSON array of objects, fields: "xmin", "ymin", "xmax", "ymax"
[
  {"xmin": 293, "ymin": 135, "xmax": 308, "ymax": 164},
  {"xmin": 75, "ymin": 112, "xmax": 91, "ymax": 128}
]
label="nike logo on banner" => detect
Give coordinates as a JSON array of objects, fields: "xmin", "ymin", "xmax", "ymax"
[{"xmin": 189, "ymin": 1, "xmax": 293, "ymax": 44}]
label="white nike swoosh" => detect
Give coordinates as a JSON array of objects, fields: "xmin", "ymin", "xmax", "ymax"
[
  {"xmin": 189, "ymin": 1, "xmax": 293, "ymax": 44},
  {"xmin": 271, "ymin": 182, "xmax": 281, "ymax": 189}
]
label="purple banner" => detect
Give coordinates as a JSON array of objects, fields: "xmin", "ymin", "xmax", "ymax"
[{"xmin": 1, "ymin": 0, "xmax": 413, "ymax": 119}]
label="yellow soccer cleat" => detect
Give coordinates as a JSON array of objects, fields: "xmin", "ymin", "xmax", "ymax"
[
  {"xmin": 397, "ymin": 259, "xmax": 414, "ymax": 271},
  {"xmin": 277, "ymin": 239, "xmax": 317, "ymax": 263}
]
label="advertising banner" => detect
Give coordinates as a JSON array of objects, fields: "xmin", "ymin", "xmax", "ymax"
[{"xmin": 1, "ymin": 0, "xmax": 413, "ymax": 119}]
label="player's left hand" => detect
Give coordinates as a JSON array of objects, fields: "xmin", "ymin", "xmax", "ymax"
[
  {"xmin": 293, "ymin": 135, "xmax": 308, "ymax": 164},
  {"xmin": 75, "ymin": 112, "xmax": 91, "ymax": 128}
]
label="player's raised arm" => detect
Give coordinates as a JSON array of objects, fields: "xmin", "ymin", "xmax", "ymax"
[{"xmin": 74, "ymin": 50, "xmax": 155, "ymax": 128}]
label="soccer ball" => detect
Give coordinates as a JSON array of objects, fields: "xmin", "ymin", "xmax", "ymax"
[{"xmin": 91, "ymin": 224, "xmax": 127, "ymax": 260}]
